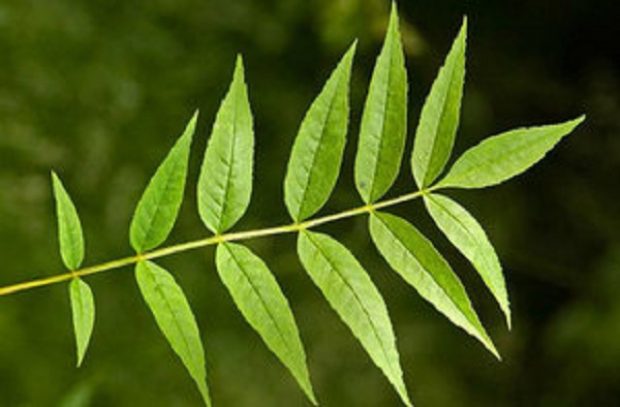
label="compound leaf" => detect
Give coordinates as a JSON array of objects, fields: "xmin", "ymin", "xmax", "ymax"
[
  {"xmin": 411, "ymin": 18, "xmax": 467, "ymax": 188},
  {"xmin": 130, "ymin": 112, "xmax": 196, "ymax": 253},
  {"xmin": 297, "ymin": 230, "xmax": 411, "ymax": 406},
  {"xmin": 52, "ymin": 172, "xmax": 85, "ymax": 270},
  {"xmin": 424, "ymin": 193, "xmax": 510, "ymax": 328},
  {"xmin": 136, "ymin": 261, "xmax": 211, "ymax": 406},
  {"xmin": 216, "ymin": 242, "xmax": 316, "ymax": 405},
  {"xmin": 369, "ymin": 211, "xmax": 498, "ymax": 358},
  {"xmin": 284, "ymin": 43, "xmax": 356, "ymax": 222},
  {"xmin": 198, "ymin": 56, "xmax": 254, "ymax": 234},
  {"xmin": 436, "ymin": 116, "xmax": 585, "ymax": 189},
  {"xmin": 69, "ymin": 277, "xmax": 95, "ymax": 367},
  {"xmin": 354, "ymin": 3, "xmax": 407, "ymax": 203}
]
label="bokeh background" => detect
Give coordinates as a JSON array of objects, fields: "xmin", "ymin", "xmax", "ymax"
[{"xmin": 0, "ymin": 0, "xmax": 618, "ymax": 405}]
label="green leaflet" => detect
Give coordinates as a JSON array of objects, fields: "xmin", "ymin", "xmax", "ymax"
[
  {"xmin": 51, "ymin": 172, "xmax": 84, "ymax": 270},
  {"xmin": 135, "ymin": 261, "xmax": 211, "ymax": 406},
  {"xmin": 354, "ymin": 4, "xmax": 407, "ymax": 203},
  {"xmin": 436, "ymin": 116, "xmax": 585, "ymax": 189},
  {"xmin": 369, "ymin": 211, "xmax": 499, "ymax": 358},
  {"xmin": 424, "ymin": 193, "xmax": 510, "ymax": 328},
  {"xmin": 411, "ymin": 18, "xmax": 467, "ymax": 188},
  {"xmin": 297, "ymin": 230, "xmax": 412, "ymax": 406},
  {"xmin": 69, "ymin": 277, "xmax": 95, "ymax": 367},
  {"xmin": 216, "ymin": 242, "xmax": 316, "ymax": 405},
  {"xmin": 198, "ymin": 56, "xmax": 254, "ymax": 234},
  {"xmin": 284, "ymin": 43, "xmax": 356, "ymax": 222},
  {"xmin": 130, "ymin": 112, "xmax": 196, "ymax": 253}
]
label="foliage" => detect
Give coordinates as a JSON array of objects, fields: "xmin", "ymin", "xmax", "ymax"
[{"xmin": 0, "ymin": 3, "xmax": 585, "ymax": 406}]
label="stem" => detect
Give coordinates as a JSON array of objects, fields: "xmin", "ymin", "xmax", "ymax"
[{"xmin": 0, "ymin": 188, "xmax": 431, "ymax": 297}]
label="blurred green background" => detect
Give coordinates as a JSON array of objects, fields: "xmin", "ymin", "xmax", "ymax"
[{"xmin": 0, "ymin": 0, "xmax": 617, "ymax": 405}]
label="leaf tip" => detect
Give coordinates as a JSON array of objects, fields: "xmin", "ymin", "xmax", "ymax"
[
  {"xmin": 184, "ymin": 109, "xmax": 199, "ymax": 141},
  {"xmin": 307, "ymin": 390, "xmax": 319, "ymax": 406},
  {"xmin": 573, "ymin": 114, "xmax": 586, "ymax": 126},
  {"xmin": 389, "ymin": 1, "xmax": 399, "ymax": 22},
  {"xmin": 558, "ymin": 114, "xmax": 586, "ymax": 136},
  {"xmin": 344, "ymin": 39, "xmax": 358, "ymax": 63},
  {"xmin": 51, "ymin": 170, "xmax": 62, "ymax": 191},
  {"xmin": 234, "ymin": 54, "xmax": 246, "ymax": 80},
  {"xmin": 486, "ymin": 338, "xmax": 502, "ymax": 361},
  {"xmin": 198, "ymin": 383, "xmax": 212, "ymax": 407},
  {"xmin": 458, "ymin": 15, "xmax": 468, "ymax": 46},
  {"xmin": 387, "ymin": 2, "xmax": 403, "ymax": 41},
  {"xmin": 501, "ymin": 300, "xmax": 512, "ymax": 330},
  {"xmin": 190, "ymin": 109, "xmax": 200, "ymax": 125},
  {"xmin": 349, "ymin": 38, "xmax": 359, "ymax": 53},
  {"xmin": 398, "ymin": 386, "xmax": 414, "ymax": 407},
  {"xmin": 474, "ymin": 323, "xmax": 501, "ymax": 360}
]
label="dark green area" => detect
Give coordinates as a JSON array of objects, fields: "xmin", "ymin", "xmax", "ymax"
[{"xmin": 0, "ymin": 0, "xmax": 617, "ymax": 405}]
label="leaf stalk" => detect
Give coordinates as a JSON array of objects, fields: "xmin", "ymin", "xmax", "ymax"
[{"xmin": 0, "ymin": 189, "xmax": 431, "ymax": 297}]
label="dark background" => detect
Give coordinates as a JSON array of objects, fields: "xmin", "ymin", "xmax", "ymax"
[{"xmin": 0, "ymin": 0, "xmax": 618, "ymax": 405}]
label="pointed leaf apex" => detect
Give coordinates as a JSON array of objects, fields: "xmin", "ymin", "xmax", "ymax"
[
  {"xmin": 190, "ymin": 109, "xmax": 199, "ymax": 122},
  {"xmin": 573, "ymin": 114, "xmax": 586, "ymax": 125},
  {"xmin": 479, "ymin": 324, "xmax": 501, "ymax": 361},
  {"xmin": 492, "ymin": 346, "xmax": 502, "ymax": 362},
  {"xmin": 349, "ymin": 38, "xmax": 359, "ymax": 52},
  {"xmin": 343, "ymin": 40, "xmax": 358, "ymax": 62},
  {"xmin": 234, "ymin": 54, "xmax": 245, "ymax": 81},
  {"xmin": 389, "ymin": 2, "xmax": 399, "ymax": 22},
  {"xmin": 556, "ymin": 115, "xmax": 586, "ymax": 136},
  {"xmin": 506, "ymin": 310, "xmax": 512, "ymax": 331},
  {"xmin": 51, "ymin": 170, "xmax": 66, "ymax": 189},
  {"xmin": 51, "ymin": 170, "xmax": 60, "ymax": 186},
  {"xmin": 387, "ymin": 4, "xmax": 401, "ymax": 38},
  {"xmin": 185, "ymin": 110, "xmax": 199, "ymax": 137},
  {"xmin": 458, "ymin": 17, "xmax": 468, "ymax": 44},
  {"xmin": 479, "ymin": 327, "xmax": 501, "ymax": 361}
]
